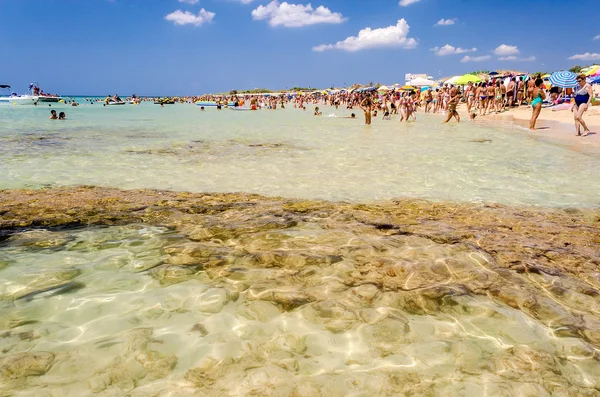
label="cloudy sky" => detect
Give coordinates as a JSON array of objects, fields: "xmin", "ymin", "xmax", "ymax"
[{"xmin": 2, "ymin": 0, "xmax": 599, "ymax": 94}]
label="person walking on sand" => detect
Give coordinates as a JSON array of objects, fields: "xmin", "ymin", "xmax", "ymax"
[
  {"xmin": 572, "ymin": 74, "xmax": 593, "ymax": 136},
  {"xmin": 529, "ymin": 78, "xmax": 546, "ymax": 130},
  {"xmin": 360, "ymin": 93, "xmax": 373, "ymax": 125}
]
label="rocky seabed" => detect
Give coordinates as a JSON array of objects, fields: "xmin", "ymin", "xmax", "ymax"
[{"xmin": 0, "ymin": 186, "xmax": 599, "ymax": 396}]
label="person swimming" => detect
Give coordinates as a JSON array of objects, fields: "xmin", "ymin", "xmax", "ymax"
[
  {"xmin": 49, "ymin": 110, "xmax": 57, "ymax": 120},
  {"xmin": 58, "ymin": 112, "xmax": 66, "ymax": 120}
]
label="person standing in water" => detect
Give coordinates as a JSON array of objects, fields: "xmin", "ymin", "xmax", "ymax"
[
  {"xmin": 444, "ymin": 85, "xmax": 461, "ymax": 123},
  {"xmin": 360, "ymin": 93, "xmax": 373, "ymax": 125},
  {"xmin": 572, "ymin": 74, "xmax": 593, "ymax": 136},
  {"xmin": 49, "ymin": 110, "xmax": 58, "ymax": 119},
  {"xmin": 529, "ymin": 78, "xmax": 546, "ymax": 130}
]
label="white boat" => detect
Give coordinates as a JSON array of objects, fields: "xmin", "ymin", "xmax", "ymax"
[{"xmin": 0, "ymin": 85, "xmax": 39, "ymax": 105}]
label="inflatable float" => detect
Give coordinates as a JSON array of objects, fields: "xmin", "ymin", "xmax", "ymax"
[{"xmin": 195, "ymin": 101, "xmax": 236, "ymax": 107}]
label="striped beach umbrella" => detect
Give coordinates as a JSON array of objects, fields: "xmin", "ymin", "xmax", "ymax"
[{"xmin": 548, "ymin": 71, "xmax": 578, "ymax": 88}]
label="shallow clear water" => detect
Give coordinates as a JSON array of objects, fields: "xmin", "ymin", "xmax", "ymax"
[
  {"xmin": 1, "ymin": 102, "xmax": 599, "ymax": 207},
  {"xmin": 1, "ymin": 225, "xmax": 599, "ymax": 396},
  {"xmin": 2, "ymin": 102, "xmax": 600, "ymax": 396}
]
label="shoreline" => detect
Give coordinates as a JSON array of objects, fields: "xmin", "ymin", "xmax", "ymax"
[{"xmin": 457, "ymin": 104, "xmax": 600, "ymax": 153}]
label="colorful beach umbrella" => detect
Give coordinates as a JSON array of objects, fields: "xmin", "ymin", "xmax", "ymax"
[
  {"xmin": 583, "ymin": 65, "xmax": 599, "ymax": 77},
  {"xmin": 400, "ymin": 85, "xmax": 415, "ymax": 91},
  {"xmin": 453, "ymin": 74, "xmax": 482, "ymax": 85},
  {"xmin": 588, "ymin": 76, "xmax": 600, "ymax": 85},
  {"xmin": 548, "ymin": 71, "xmax": 578, "ymax": 88}
]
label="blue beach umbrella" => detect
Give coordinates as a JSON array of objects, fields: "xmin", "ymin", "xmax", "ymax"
[
  {"xmin": 548, "ymin": 71, "xmax": 578, "ymax": 88},
  {"xmin": 588, "ymin": 75, "xmax": 600, "ymax": 85}
]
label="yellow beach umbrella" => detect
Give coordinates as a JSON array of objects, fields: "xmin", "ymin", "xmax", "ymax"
[
  {"xmin": 401, "ymin": 85, "xmax": 415, "ymax": 91},
  {"xmin": 454, "ymin": 74, "xmax": 482, "ymax": 85}
]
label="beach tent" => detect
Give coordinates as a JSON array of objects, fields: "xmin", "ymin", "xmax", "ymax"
[
  {"xmin": 408, "ymin": 77, "xmax": 435, "ymax": 86},
  {"xmin": 548, "ymin": 71, "xmax": 578, "ymax": 88},
  {"xmin": 453, "ymin": 74, "xmax": 482, "ymax": 85}
]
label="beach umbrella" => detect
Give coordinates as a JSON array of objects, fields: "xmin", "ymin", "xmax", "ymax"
[
  {"xmin": 420, "ymin": 86, "xmax": 431, "ymax": 92},
  {"xmin": 489, "ymin": 71, "xmax": 499, "ymax": 76},
  {"xmin": 588, "ymin": 76, "xmax": 600, "ymax": 84},
  {"xmin": 583, "ymin": 65, "xmax": 599, "ymax": 77},
  {"xmin": 548, "ymin": 71, "xmax": 578, "ymax": 88},
  {"xmin": 400, "ymin": 85, "xmax": 415, "ymax": 91},
  {"xmin": 408, "ymin": 77, "xmax": 435, "ymax": 86},
  {"xmin": 453, "ymin": 74, "xmax": 482, "ymax": 85},
  {"xmin": 444, "ymin": 76, "xmax": 460, "ymax": 85},
  {"xmin": 378, "ymin": 85, "xmax": 390, "ymax": 92}
]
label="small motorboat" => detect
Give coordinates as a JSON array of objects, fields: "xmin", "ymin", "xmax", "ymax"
[
  {"xmin": 0, "ymin": 85, "xmax": 39, "ymax": 105},
  {"xmin": 105, "ymin": 101, "xmax": 126, "ymax": 106},
  {"xmin": 37, "ymin": 96, "xmax": 63, "ymax": 103}
]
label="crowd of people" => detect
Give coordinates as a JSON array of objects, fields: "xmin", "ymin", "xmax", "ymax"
[{"xmin": 41, "ymin": 73, "xmax": 597, "ymax": 136}]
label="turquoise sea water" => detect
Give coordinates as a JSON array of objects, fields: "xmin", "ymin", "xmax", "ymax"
[
  {"xmin": 1, "ymin": 101, "xmax": 599, "ymax": 207},
  {"xmin": 2, "ymin": 102, "xmax": 600, "ymax": 396}
]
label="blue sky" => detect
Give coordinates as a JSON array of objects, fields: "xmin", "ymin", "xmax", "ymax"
[{"xmin": 2, "ymin": 0, "xmax": 599, "ymax": 95}]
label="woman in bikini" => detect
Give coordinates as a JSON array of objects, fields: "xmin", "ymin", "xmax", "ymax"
[
  {"xmin": 399, "ymin": 92, "xmax": 409, "ymax": 122},
  {"xmin": 465, "ymin": 82, "xmax": 475, "ymax": 114},
  {"xmin": 478, "ymin": 83, "xmax": 487, "ymax": 116},
  {"xmin": 529, "ymin": 78, "xmax": 546, "ymax": 130},
  {"xmin": 572, "ymin": 74, "xmax": 593, "ymax": 136}
]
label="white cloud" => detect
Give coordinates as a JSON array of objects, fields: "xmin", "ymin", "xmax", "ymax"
[
  {"xmin": 431, "ymin": 44, "xmax": 476, "ymax": 56},
  {"xmin": 498, "ymin": 55, "xmax": 536, "ymax": 61},
  {"xmin": 251, "ymin": 1, "xmax": 345, "ymax": 27},
  {"xmin": 494, "ymin": 44, "xmax": 520, "ymax": 56},
  {"xmin": 178, "ymin": 0, "xmax": 199, "ymax": 4},
  {"xmin": 594, "ymin": 34, "xmax": 600, "ymax": 40},
  {"xmin": 435, "ymin": 18, "xmax": 456, "ymax": 26},
  {"xmin": 313, "ymin": 19, "xmax": 417, "ymax": 52},
  {"xmin": 568, "ymin": 53, "xmax": 600, "ymax": 61},
  {"xmin": 399, "ymin": 0, "xmax": 420, "ymax": 6},
  {"xmin": 165, "ymin": 9, "xmax": 215, "ymax": 26},
  {"xmin": 461, "ymin": 55, "xmax": 491, "ymax": 63}
]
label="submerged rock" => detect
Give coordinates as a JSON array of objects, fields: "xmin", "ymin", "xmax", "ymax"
[{"xmin": 0, "ymin": 352, "xmax": 55, "ymax": 380}]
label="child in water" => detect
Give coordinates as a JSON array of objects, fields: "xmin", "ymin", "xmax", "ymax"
[
  {"xmin": 58, "ymin": 112, "xmax": 66, "ymax": 120},
  {"xmin": 314, "ymin": 107, "xmax": 322, "ymax": 116},
  {"xmin": 382, "ymin": 111, "xmax": 391, "ymax": 120}
]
